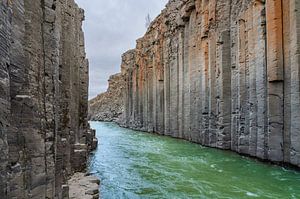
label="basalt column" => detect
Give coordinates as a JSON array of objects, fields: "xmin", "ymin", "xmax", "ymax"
[
  {"xmin": 266, "ymin": 0, "xmax": 284, "ymax": 162},
  {"xmin": 289, "ymin": 0, "xmax": 300, "ymax": 166},
  {"xmin": 0, "ymin": 0, "xmax": 96, "ymax": 198},
  {"xmin": 0, "ymin": 1, "xmax": 10, "ymax": 196}
]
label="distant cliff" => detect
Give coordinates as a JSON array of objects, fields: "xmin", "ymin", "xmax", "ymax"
[
  {"xmin": 0, "ymin": 0, "xmax": 97, "ymax": 198},
  {"xmin": 90, "ymin": 0, "xmax": 300, "ymax": 168},
  {"xmin": 89, "ymin": 73, "xmax": 125, "ymax": 122},
  {"xmin": 88, "ymin": 50, "xmax": 136, "ymax": 122}
]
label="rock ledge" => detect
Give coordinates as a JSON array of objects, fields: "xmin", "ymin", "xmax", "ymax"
[{"xmin": 69, "ymin": 173, "xmax": 100, "ymax": 199}]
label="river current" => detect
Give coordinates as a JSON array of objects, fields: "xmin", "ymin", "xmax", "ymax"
[{"xmin": 89, "ymin": 122, "xmax": 300, "ymax": 199}]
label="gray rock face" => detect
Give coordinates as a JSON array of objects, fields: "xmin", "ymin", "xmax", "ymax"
[
  {"xmin": 0, "ymin": 0, "xmax": 97, "ymax": 198},
  {"xmin": 89, "ymin": 73, "xmax": 125, "ymax": 122},
  {"xmin": 88, "ymin": 50, "xmax": 136, "ymax": 123},
  {"xmin": 107, "ymin": 0, "xmax": 300, "ymax": 168}
]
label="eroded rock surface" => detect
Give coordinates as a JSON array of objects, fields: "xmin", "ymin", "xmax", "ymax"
[
  {"xmin": 68, "ymin": 173, "xmax": 100, "ymax": 199},
  {"xmin": 91, "ymin": 0, "xmax": 300, "ymax": 168},
  {"xmin": 89, "ymin": 73, "xmax": 125, "ymax": 122},
  {"xmin": 0, "ymin": 0, "xmax": 97, "ymax": 198}
]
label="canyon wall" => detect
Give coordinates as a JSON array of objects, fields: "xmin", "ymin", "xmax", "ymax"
[
  {"xmin": 118, "ymin": 0, "xmax": 300, "ymax": 167},
  {"xmin": 0, "ymin": 0, "xmax": 97, "ymax": 198}
]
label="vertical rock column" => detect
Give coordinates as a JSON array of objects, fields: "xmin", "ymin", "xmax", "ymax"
[
  {"xmin": 0, "ymin": 1, "xmax": 10, "ymax": 197},
  {"xmin": 208, "ymin": 32, "xmax": 217, "ymax": 147},
  {"xmin": 199, "ymin": 1, "xmax": 211, "ymax": 145},
  {"xmin": 183, "ymin": 18, "xmax": 191, "ymax": 140},
  {"xmin": 253, "ymin": 1, "xmax": 268, "ymax": 160},
  {"xmin": 215, "ymin": 0, "xmax": 232, "ymax": 149},
  {"xmin": 169, "ymin": 36, "xmax": 180, "ymax": 138},
  {"xmin": 148, "ymin": 49, "xmax": 154, "ymax": 133},
  {"xmin": 122, "ymin": 50, "xmax": 136, "ymax": 127},
  {"xmin": 189, "ymin": 7, "xmax": 201, "ymax": 142},
  {"xmin": 177, "ymin": 28, "xmax": 184, "ymax": 139},
  {"xmin": 247, "ymin": 4, "xmax": 257, "ymax": 157},
  {"xmin": 12, "ymin": 0, "xmax": 48, "ymax": 197},
  {"xmin": 42, "ymin": 0, "xmax": 62, "ymax": 196},
  {"xmin": 163, "ymin": 38, "xmax": 171, "ymax": 135},
  {"xmin": 207, "ymin": 0, "xmax": 217, "ymax": 147},
  {"xmin": 266, "ymin": 0, "xmax": 284, "ymax": 161},
  {"xmin": 289, "ymin": 0, "xmax": 300, "ymax": 166},
  {"xmin": 237, "ymin": 17, "xmax": 248, "ymax": 154},
  {"xmin": 282, "ymin": 0, "xmax": 291, "ymax": 164},
  {"xmin": 155, "ymin": 38, "xmax": 165, "ymax": 134}
]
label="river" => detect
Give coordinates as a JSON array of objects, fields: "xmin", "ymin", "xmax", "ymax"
[{"xmin": 89, "ymin": 122, "xmax": 300, "ymax": 199}]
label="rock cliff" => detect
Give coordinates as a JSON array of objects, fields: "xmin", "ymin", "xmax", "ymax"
[
  {"xmin": 89, "ymin": 73, "xmax": 125, "ymax": 122},
  {"xmin": 0, "ymin": 0, "xmax": 97, "ymax": 198},
  {"xmin": 88, "ymin": 50, "xmax": 136, "ymax": 122},
  {"xmin": 104, "ymin": 0, "xmax": 300, "ymax": 168}
]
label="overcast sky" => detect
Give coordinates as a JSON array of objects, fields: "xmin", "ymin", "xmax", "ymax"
[{"xmin": 75, "ymin": 0, "xmax": 168, "ymax": 99}]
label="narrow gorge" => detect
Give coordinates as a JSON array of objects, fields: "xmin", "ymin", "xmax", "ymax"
[
  {"xmin": 2, "ymin": 0, "xmax": 300, "ymax": 198},
  {"xmin": 0, "ymin": 0, "xmax": 97, "ymax": 198},
  {"xmin": 90, "ymin": 0, "xmax": 300, "ymax": 168}
]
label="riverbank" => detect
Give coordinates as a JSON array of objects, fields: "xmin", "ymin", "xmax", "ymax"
[{"xmin": 69, "ymin": 173, "xmax": 100, "ymax": 199}]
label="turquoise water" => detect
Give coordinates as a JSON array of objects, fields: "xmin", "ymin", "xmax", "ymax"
[{"xmin": 89, "ymin": 122, "xmax": 300, "ymax": 199}]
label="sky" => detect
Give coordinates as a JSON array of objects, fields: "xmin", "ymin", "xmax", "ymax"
[{"xmin": 75, "ymin": 0, "xmax": 168, "ymax": 99}]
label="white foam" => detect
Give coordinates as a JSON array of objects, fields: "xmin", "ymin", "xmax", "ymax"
[{"xmin": 246, "ymin": 192, "xmax": 259, "ymax": 197}]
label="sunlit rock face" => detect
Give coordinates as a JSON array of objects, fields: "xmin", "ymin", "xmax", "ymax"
[
  {"xmin": 108, "ymin": 0, "xmax": 300, "ymax": 168},
  {"xmin": 0, "ymin": 0, "xmax": 96, "ymax": 198}
]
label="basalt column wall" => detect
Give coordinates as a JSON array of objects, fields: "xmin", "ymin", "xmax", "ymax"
[
  {"xmin": 120, "ymin": 0, "xmax": 300, "ymax": 168},
  {"xmin": 0, "ymin": 0, "xmax": 96, "ymax": 198}
]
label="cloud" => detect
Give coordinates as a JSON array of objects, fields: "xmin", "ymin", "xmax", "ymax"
[{"xmin": 75, "ymin": 0, "xmax": 168, "ymax": 99}]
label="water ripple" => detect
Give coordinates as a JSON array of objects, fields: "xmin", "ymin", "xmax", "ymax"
[{"xmin": 89, "ymin": 122, "xmax": 300, "ymax": 199}]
